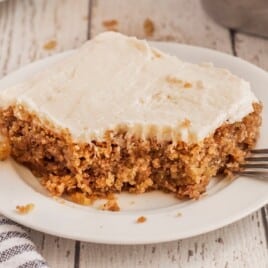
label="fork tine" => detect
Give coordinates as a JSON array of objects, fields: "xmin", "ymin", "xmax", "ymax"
[
  {"xmin": 241, "ymin": 163, "xmax": 268, "ymax": 169},
  {"xmin": 239, "ymin": 150, "xmax": 268, "ymax": 178},
  {"xmin": 245, "ymin": 156, "xmax": 268, "ymax": 162},
  {"xmin": 239, "ymin": 171, "xmax": 268, "ymax": 180},
  {"xmin": 251, "ymin": 148, "xmax": 268, "ymax": 154}
]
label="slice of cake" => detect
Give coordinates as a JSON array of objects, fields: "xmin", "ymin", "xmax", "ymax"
[{"xmin": 0, "ymin": 32, "xmax": 262, "ymax": 202}]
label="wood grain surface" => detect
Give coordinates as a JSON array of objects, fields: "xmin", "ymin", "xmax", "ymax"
[
  {"xmin": 0, "ymin": 0, "xmax": 267, "ymax": 267},
  {"xmin": 90, "ymin": 0, "xmax": 232, "ymax": 53},
  {"xmin": 0, "ymin": 0, "xmax": 89, "ymax": 78}
]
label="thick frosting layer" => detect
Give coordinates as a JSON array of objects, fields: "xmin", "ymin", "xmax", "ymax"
[{"xmin": 0, "ymin": 32, "xmax": 258, "ymax": 143}]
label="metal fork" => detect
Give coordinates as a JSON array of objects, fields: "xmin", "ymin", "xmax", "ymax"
[{"xmin": 239, "ymin": 149, "xmax": 268, "ymax": 179}]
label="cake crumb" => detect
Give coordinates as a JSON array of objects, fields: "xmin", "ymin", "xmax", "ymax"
[
  {"xmin": 101, "ymin": 199, "xmax": 120, "ymax": 212},
  {"xmin": 16, "ymin": 203, "xmax": 35, "ymax": 215},
  {"xmin": 183, "ymin": 82, "xmax": 192, "ymax": 88},
  {"xmin": 176, "ymin": 212, "xmax": 182, "ymax": 217},
  {"xmin": 43, "ymin": 40, "xmax": 57, "ymax": 50},
  {"xmin": 136, "ymin": 216, "xmax": 147, "ymax": 223},
  {"xmin": 69, "ymin": 192, "xmax": 92, "ymax": 205},
  {"xmin": 102, "ymin": 19, "xmax": 118, "ymax": 31},
  {"xmin": 143, "ymin": 18, "xmax": 154, "ymax": 36},
  {"xmin": 0, "ymin": 139, "xmax": 10, "ymax": 161}
]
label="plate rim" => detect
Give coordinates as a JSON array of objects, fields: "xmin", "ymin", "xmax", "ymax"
[{"xmin": 0, "ymin": 41, "xmax": 267, "ymax": 245}]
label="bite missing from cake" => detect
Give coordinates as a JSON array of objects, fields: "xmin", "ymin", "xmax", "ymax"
[{"xmin": 0, "ymin": 32, "xmax": 262, "ymax": 203}]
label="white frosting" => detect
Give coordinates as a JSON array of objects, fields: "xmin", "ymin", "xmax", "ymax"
[{"xmin": 0, "ymin": 32, "xmax": 258, "ymax": 143}]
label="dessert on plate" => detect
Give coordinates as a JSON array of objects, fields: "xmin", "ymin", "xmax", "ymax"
[{"xmin": 0, "ymin": 32, "xmax": 262, "ymax": 203}]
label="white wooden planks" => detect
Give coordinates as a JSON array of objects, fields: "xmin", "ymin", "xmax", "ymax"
[
  {"xmin": 0, "ymin": 0, "xmax": 89, "ymax": 77},
  {"xmin": 79, "ymin": 212, "xmax": 267, "ymax": 268},
  {"xmin": 235, "ymin": 33, "xmax": 268, "ymax": 71},
  {"xmin": 90, "ymin": 0, "xmax": 232, "ymax": 53}
]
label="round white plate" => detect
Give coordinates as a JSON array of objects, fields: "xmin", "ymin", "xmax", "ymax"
[{"xmin": 0, "ymin": 42, "xmax": 267, "ymax": 245}]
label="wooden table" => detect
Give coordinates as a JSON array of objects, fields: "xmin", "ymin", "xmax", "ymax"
[{"xmin": 0, "ymin": 1, "xmax": 267, "ymax": 267}]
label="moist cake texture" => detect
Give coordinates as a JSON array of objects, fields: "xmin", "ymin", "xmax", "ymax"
[{"xmin": 0, "ymin": 32, "xmax": 262, "ymax": 202}]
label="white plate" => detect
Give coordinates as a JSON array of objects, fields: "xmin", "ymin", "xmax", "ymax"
[{"xmin": 0, "ymin": 42, "xmax": 267, "ymax": 245}]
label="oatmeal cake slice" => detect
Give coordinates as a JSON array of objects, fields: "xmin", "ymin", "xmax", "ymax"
[{"xmin": 0, "ymin": 32, "xmax": 262, "ymax": 201}]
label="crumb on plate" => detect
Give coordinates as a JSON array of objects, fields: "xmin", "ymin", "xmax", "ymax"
[
  {"xmin": 136, "ymin": 216, "xmax": 147, "ymax": 223},
  {"xmin": 100, "ymin": 199, "xmax": 120, "ymax": 212},
  {"xmin": 16, "ymin": 203, "xmax": 35, "ymax": 215},
  {"xmin": 69, "ymin": 192, "xmax": 93, "ymax": 205}
]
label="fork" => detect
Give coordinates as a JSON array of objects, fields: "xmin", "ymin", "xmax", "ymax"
[{"xmin": 239, "ymin": 149, "xmax": 268, "ymax": 179}]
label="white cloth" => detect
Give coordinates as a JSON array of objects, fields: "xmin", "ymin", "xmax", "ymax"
[{"xmin": 0, "ymin": 215, "xmax": 48, "ymax": 268}]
